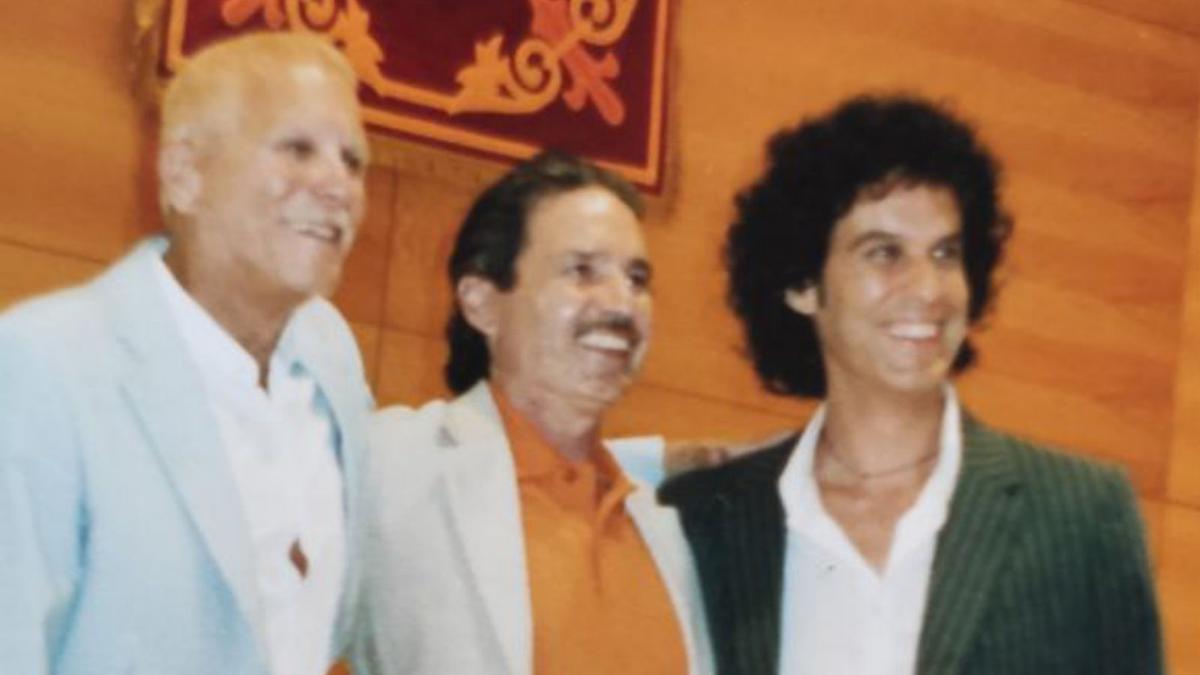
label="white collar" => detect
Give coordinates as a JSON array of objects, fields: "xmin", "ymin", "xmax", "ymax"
[
  {"xmin": 151, "ymin": 253, "xmax": 301, "ymax": 391},
  {"xmin": 778, "ymin": 385, "xmax": 964, "ymax": 574}
]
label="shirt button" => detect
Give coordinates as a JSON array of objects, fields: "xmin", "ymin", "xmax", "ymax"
[{"xmin": 563, "ymin": 467, "xmax": 578, "ymax": 482}]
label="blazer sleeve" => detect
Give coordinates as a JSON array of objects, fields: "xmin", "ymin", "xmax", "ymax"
[
  {"xmin": 1090, "ymin": 470, "xmax": 1164, "ymax": 674},
  {"xmin": 0, "ymin": 327, "xmax": 86, "ymax": 675}
]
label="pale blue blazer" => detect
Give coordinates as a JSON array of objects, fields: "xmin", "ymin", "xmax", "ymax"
[{"xmin": 0, "ymin": 238, "xmax": 373, "ymax": 674}]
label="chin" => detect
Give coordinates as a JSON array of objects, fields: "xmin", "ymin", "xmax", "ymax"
[
  {"xmin": 880, "ymin": 369, "xmax": 948, "ymax": 395},
  {"xmin": 284, "ymin": 268, "xmax": 341, "ymax": 300},
  {"xmin": 576, "ymin": 378, "xmax": 630, "ymax": 408},
  {"xmin": 308, "ymin": 280, "xmax": 340, "ymax": 299}
]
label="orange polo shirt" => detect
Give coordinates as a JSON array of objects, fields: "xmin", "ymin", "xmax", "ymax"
[{"xmin": 492, "ymin": 389, "xmax": 688, "ymax": 675}]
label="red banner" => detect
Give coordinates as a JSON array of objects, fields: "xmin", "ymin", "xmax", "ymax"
[{"xmin": 159, "ymin": 0, "xmax": 671, "ymax": 190}]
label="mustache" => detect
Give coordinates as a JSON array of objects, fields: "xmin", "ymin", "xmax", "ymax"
[{"xmin": 574, "ymin": 314, "xmax": 642, "ymax": 344}]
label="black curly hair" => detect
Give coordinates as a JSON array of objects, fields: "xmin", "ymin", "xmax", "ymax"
[
  {"xmin": 726, "ymin": 94, "xmax": 1013, "ymax": 397},
  {"xmin": 444, "ymin": 150, "xmax": 644, "ymax": 394}
]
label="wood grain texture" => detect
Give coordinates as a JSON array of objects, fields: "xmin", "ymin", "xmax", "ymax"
[
  {"xmin": 381, "ymin": 173, "xmax": 465, "ymax": 336},
  {"xmin": 1157, "ymin": 503, "xmax": 1200, "ymax": 675},
  {"xmin": 2, "ymin": 0, "xmax": 1199, "ymax": 669},
  {"xmin": 349, "ymin": 322, "xmax": 381, "ymax": 393},
  {"xmin": 1067, "ymin": 0, "xmax": 1200, "ymax": 38},
  {"xmin": 1168, "ymin": 96, "xmax": 1200, "ymax": 506},
  {"xmin": 606, "ymin": 382, "xmax": 808, "ymax": 441},
  {"xmin": 331, "ymin": 166, "xmax": 398, "ymax": 326},
  {"xmin": 374, "ymin": 328, "xmax": 451, "ymax": 408},
  {"xmin": 0, "ymin": 241, "xmax": 104, "ymax": 311},
  {"xmin": 0, "ymin": 1, "xmax": 151, "ymax": 261}
]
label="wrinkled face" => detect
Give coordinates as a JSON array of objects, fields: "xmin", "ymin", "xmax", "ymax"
[
  {"xmin": 787, "ymin": 183, "xmax": 968, "ymax": 395},
  {"xmin": 186, "ymin": 61, "xmax": 367, "ymax": 302},
  {"xmin": 488, "ymin": 186, "xmax": 653, "ymax": 409}
]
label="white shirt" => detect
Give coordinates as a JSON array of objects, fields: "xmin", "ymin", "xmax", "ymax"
[
  {"xmin": 777, "ymin": 387, "xmax": 963, "ymax": 675},
  {"xmin": 154, "ymin": 259, "xmax": 346, "ymax": 675}
]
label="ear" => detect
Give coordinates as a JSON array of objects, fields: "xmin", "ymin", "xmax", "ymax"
[
  {"xmin": 158, "ymin": 137, "xmax": 203, "ymax": 216},
  {"xmin": 457, "ymin": 275, "xmax": 502, "ymax": 338},
  {"xmin": 783, "ymin": 283, "xmax": 819, "ymax": 317}
]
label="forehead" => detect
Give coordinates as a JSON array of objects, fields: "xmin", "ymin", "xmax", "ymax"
[
  {"xmin": 230, "ymin": 61, "xmax": 363, "ymax": 139},
  {"xmin": 521, "ymin": 186, "xmax": 645, "ymax": 258},
  {"xmin": 833, "ymin": 183, "xmax": 962, "ymax": 243}
]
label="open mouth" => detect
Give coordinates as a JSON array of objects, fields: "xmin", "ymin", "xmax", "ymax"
[
  {"xmin": 287, "ymin": 220, "xmax": 345, "ymax": 246},
  {"xmin": 577, "ymin": 329, "xmax": 638, "ymax": 354},
  {"xmin": 280, "ymin": 190, "xmax": 352, "ymax": 248},
  {"xmin": 886, "ymin": 321, "xmax": 940, "ymax": 341}
]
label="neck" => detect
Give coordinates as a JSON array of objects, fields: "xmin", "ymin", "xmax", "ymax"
[
  {"xmin": 164, "ymin": 246, "xmax": 298, "ymax": 387},
  {"xmin": 492, "ymin": 376, "xmax": 604, "ymax": 463},
  {"xmin": 819, "ymin": 378, "xmax": 946, "ymax": 476}
]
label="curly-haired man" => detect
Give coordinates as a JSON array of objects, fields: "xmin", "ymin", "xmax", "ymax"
[{"xmin": 660, "ymin": 95, "xmax": 1162, "ymax": 675}]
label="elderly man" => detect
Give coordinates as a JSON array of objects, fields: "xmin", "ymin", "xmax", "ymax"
[
  {"xmin": 0, "ymin": 33, "xmax": 372, "ymax": 675},
  {"xmin": 660, "ymin": 96, "xmax": 1162, "ymax": 674},
  {"xmin": 354, "ymin": 151, "xmax": 713, "ymax": 675}
]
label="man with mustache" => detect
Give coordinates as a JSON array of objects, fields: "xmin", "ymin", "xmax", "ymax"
[
  {"xmin": 0, "ymin": 33, "xmax": 372, "ymax": 675},
  {"xmin": 354, "ymin": 151, "xmax": 713, "ymax": 675},
  {"xmin": 659, "ymin": 96, "xmax": 1162, "ymax": 674}
]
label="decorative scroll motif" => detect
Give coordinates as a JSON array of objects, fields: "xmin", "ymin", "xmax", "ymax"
[{"xmin": 218, "ymin": 0, "xmax": 636, "ymax": 125}]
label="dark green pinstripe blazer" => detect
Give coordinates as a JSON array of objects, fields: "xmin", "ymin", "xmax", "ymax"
[{"xmin": 658, "ymin": 417, "xmax": 1163, "ymax": 675}]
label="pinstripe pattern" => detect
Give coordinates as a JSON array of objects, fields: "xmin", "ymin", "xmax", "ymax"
[{"xmin": 658, "ymin": 417, "xmax": 1163, "ymax": 675}]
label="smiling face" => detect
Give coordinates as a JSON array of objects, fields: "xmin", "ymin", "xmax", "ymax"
[
  {"xmin": 786, "ymin": 183, "xmax": 968, "ymax": 395},
  {"xmin": 170, "ymin": 59, "xmax": 368, "ymax": 304},
  {"xmin": 478, "ymin": 186, "xmax": 653, "ymax": 412}
]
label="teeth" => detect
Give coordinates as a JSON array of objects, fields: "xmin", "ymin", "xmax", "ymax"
[
  {"xmin": 289, "ymin": 221, "xmax": 341, "ymax": 243},
  {"xmin": 889, "ymin": 322, "xmax": 938, "ymax": 339},
  {"xmin": 578, "ymin": 331, "xmax": 632, "ymax": 352},
  {"xmin": 280, "ymin": 191, "xmax": 351, "ymax": 245}
]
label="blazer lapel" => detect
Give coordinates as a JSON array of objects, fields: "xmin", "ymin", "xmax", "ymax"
[
  {"xmin": 917, "ymin": 418, "xmax": 1026, "ymax": 673},
  {"xmin": 616, "ymin": 438, "xmax": 713, "ymax": 675},
  {"xmin": 100, "ymin": 241, "xmax": 269, "ymax": 653},
  {"xmin": 629, "ymin": 489, "xmax": 715, "ymax": 674},
  {"xmin": 439, "ymin": 384, "xmax": 531, "ymax": 675}
]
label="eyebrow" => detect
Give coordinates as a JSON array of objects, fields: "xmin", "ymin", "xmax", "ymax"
[
  {"xmin": 847, "ymin": 230, "xmax": 898, "ymax": 250},
  {"xmin": 565, "ymin": 250, "xmax": 653, "ymax": 271},
  {"xmin": 847, "ymin": 230, "xmax": 961, "ymax": 250}
]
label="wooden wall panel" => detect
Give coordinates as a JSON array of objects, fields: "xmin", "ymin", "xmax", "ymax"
[
  {"xmin": 0, "ymin": 241, "xmax": 103, "ymax": 311},
  {"xmin": 0, "ymin": 1, "xmax": 150, "ymax": 261},
  {"xmin": 381, "ymin": 170, "xmax": 466, "ymax": 337},
  {"xmin": 3, "ymin": 0, "xmax": 1200, "ymax": 670},
  {"xmin": 1139, "ymin": 498, "xmax": 1166, "ymax": 572},
  {"xmin": 607, "ymin": 383, "xmax": 808, "ymax": 441},
  {"xmin": 349, "ymin": 322, "xmax": 381, "ymax": 393},
  {"xmin": 1068, "ymin": 0, "xmax": 1200, "ymax": 38},
  {"xmin": 1168, "ymin": 99, "xmax": 1200, "ymax": 506},
  {"xmin": 375, "ymin": 329, "xmax": 451, "ymax": 408},
  {"xmin": 375, "ymin": 144, "xmax": 509, "ymax": 339},
  {"xmin": 1158, "ymin": 504, "xmax": 1200, "ymax": 674},
  {"xmin": 331, "ymin": 166, "xmax": 397, "ymax": 326}
]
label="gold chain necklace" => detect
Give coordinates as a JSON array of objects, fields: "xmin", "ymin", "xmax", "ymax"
[{"xmin": 822, "ymin": 446, "xmax": 938, "ymax": 481}]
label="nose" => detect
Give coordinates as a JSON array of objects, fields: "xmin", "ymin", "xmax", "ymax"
[
  {"xmin": 307, "ymin": 147, "xmax": 360, "ymax": 207},
  {"xmin": 592, "ymin": 273, "xmax": 641, "ymax": 315},
  {"xmin": 904, "ymin": 256, "xmax": 944, "ymax": 302},
  {"xmin": 591, "ymin": 274, "xmax": 652, "ymax": 338}
]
